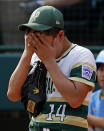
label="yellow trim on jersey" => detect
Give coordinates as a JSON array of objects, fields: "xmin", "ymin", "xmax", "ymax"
[
  {"xmin": 101, "ymin": 95, "xmax": 104, "ymax": 99},
  {"xmin": 72, "ymin": 62, "xmax": 96, "ymax": 72},
  {"xmin": 69, "ymin": 77, "xmax": 95, "ymax": 88},
  {"xmin": 82, "ymin": 100, "xmax": 89, "ymax": 106},
  {"xmin": 56, "ymin": 43, "xmax": 76, "ymax": 62},
  {"xmin": 47, "ymin": 97, "xmax": 66, "ymax": 102},
  {"xmin": 32, "ymin": 114, "xmax": 88, "ymax": 128},
  {"xmin": 47, "ymin": 97, "xmax": 89, "ymax": 106}
]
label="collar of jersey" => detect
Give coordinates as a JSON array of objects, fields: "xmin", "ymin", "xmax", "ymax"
[{"xmin": 56, "ymin": 43, "xmax": 77, "ymax": 62}]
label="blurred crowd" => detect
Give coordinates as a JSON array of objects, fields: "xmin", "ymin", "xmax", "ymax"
[{"xmin": 19, "ymin": 0, "xmax": 104, "ymax": 44}]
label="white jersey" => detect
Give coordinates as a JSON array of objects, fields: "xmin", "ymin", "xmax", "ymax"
[{"xmin": 31, "ymin": 43, "xmax": 96, "ymax": 131}]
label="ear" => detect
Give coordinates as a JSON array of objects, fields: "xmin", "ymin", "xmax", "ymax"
[{"xmin": 58, "ymin": 30, "xmax": 65, "ymax": 41}]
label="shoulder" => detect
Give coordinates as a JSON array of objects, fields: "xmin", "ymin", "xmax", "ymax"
[
  {"xmin": 69, "ymin": 44, "xmax": 95, "ymax": 60},
  {"xmin": 70, "ymin": 44, "xmax": 96, "ymax": 68},
  {"xmin": 73, "ymin": 45, "xmax": 94, "ymax": 57}
]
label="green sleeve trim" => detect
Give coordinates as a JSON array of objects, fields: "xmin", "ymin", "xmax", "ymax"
[{"xmin": 70, "ymin": 65, "xmax": 96, "ymax": 85}]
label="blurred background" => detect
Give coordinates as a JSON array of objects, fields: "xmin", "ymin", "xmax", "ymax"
[{"xmin": 0, "ymin": 0, "xmax": 104, "ymax": 130}]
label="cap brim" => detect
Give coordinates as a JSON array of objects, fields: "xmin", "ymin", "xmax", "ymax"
[
  {"xmin": 18, "ymin": 23, "xmax": 52, "ymax": 31},
  {"xmin": 96, "ymin": 61, "xmax": 104, "ymax": 64}
]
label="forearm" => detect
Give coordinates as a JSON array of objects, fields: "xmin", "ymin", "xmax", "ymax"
[
  {"xmin": 44, "ymin": 59, "xmax": 89, "ymax": 108},
  {"xmin": 7, "ymin": 50, "xmax": 32, "ymax": 102},
  {"xmin": 44, "ymin": 0, "xmax": 82, "ymax": 6},
  {"xmin": 87, "ymin": 114, "xmax": 104, "ymax": 129}
]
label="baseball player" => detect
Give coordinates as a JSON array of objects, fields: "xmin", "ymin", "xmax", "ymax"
[{"xmin": 7, "ymin": 6, "xmax": 96, "ymax": 131}]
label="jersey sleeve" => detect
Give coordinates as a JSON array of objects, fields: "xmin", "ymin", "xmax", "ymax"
[{"xmin": 69, "ymin": 46, "xmax": 96, "ymax": 88}]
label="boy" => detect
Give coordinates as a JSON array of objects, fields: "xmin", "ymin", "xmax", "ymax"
[
  {"xmin": 7, "ymin": 6, "xmax": 96, "ymax": 131},
  {"xmin": 88, "ymin": 50, "xmax": 104, "ymax": 131}
]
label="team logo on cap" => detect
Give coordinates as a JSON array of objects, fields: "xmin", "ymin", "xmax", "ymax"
[
  {"xmin": 56, "ymin": 20, "xmax": 60, "ymax": 25},
  {"xmin": 31, "ymin": 11, "xmax": 40, "ymax": 22},
  {"xmin": 82, "ymin": 65, "xmax": 93, "ymax": 80}
]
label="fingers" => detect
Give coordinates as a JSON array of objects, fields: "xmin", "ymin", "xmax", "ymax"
[
  {"xmin": 31, "ymin": 33, "xmax": 42, "ymax": 49},
  {"xmin": 36, "ymin": 33, "xmax": 48, "ymax": 46},
  {"xmin": 30, "ymin": 32, "xmax": 48, "ymax": 50},
  {"xmin": 26, "ymin": 31, "xmax": 51, "ymax": 51}
]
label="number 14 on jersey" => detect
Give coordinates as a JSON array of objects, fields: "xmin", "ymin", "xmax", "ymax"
[{"xmin": 46, "ymin": 104, "xmax": 66, "ymax": 122}]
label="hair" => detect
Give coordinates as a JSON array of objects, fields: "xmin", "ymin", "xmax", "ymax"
[
  {"xmin": 96, "ymin": 63, "xmax": 104, "ymax": 83},
  {"xmin": 96, "ymin": 63, "xmax": 104, "ymax": 70}
]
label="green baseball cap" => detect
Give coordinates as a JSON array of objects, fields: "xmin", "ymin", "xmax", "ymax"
[{"xmin": 18, "ymin": 5, "xmax": 64, "ymax": 31}]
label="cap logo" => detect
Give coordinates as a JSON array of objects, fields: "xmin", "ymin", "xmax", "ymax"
[
  {"xmin": 56, "ymin": 20, "xmax": 60, "ymax": 25},
  {"xmin": 31, "ymin": 11, "xmax": 40, "ymax": 22}
]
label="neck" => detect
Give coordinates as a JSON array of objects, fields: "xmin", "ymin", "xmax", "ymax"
[
  {"xmin": 62, "ymin": 37, "xmax": 72, "ymax": 52},
  {"xmin": 56, "ymin": 37, "xmax": 72, "ymax": 59}
]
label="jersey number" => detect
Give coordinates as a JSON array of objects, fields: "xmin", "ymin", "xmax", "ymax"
[{"xmin": 46, "ymin": 104, "xmax": 66, "ymax": 122}]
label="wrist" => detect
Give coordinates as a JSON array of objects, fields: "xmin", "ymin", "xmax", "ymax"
[
  {"xmin": 44, "ymin": 59, "xmax": 56, "ymax": 69},
  {"xmin": 23, "ymin": 50, "xmax": 33, "ymax": 64},
  {"xmin": 24, "ymin": 49, "xmax": 34, "ymax": 58}
]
